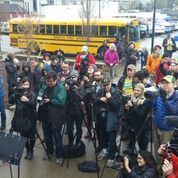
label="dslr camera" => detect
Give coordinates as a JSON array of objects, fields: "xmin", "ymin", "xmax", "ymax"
[
  {"xmin": 37, "ymin": 91, "xmax": 47, "ymax": 105},
  {"xmin": 14, "ymin": 87, "xmax": 24, "ymax": 99}
]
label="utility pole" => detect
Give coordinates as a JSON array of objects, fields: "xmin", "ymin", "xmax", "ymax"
[
  {"xmin": 151, "ymin": 0, "xmax": 157, "ymax": 52},
  {"xmin": 99, "ymin": 0, "xmax": 101, "ymax": 18}
]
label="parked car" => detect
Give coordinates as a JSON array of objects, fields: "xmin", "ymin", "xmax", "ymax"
[{"xmin": 140, "ymin": 24, "xmax": 148, "ymax": 38}]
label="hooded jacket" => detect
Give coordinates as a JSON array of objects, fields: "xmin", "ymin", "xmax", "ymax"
[
  {"xmin": 19, "ymin": 61, "xmax": 34, "ymax": 89},
  {"xmin": 146, "ymin": 54, "xmax": 162, "ymax": 75},
  {"xmin": 5, "ymin": 56, "xmax": 19, "ymax": 85}
]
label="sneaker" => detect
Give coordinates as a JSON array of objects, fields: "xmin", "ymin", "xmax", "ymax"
[
  {"xmin": 97, "ymin": 149, "xmax": 108, "ymax": 161},
  {"xmin": 43, "ymin": 153, "xmax": 53, "ymax": 160},
  {"xmin": 106, "ymin": 159, "xmax": 115, "ymax": 168},
  {"xmin": 56, "ymin": 157, "xmax": 64, "ymax": 165}
]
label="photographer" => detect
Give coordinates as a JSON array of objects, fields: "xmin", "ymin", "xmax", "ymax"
[
  {"xmin": 158, "ymin": 144, "xmax": 178, "ymax": 178},
  {"xmin": 81, "ymin": 65, "xmax": 96, "ymax": 139},
  {"xmin": 154, "ymin": 75, "xmax": 178, "ymax": 162},
  {"xmin": 39, "ymin": 71, "xmax": 67, "ymax": 165},
  {"xmin": 125, "ymin": 83, "xmax": 150, "ymax": 152},
  {"xmin": 74, "ymin": 46, "xmax": 95, "ymax": 76},
  {"xmin": 65, "ymin": 70, "xmax": 84, "ymax": 146},
  {"xmin": 95, "ymin": 78, "xmax": 122, "ymax": 167},
  {"xmin": 10, "ymin": 77, "xmax": 37, "ymax": 160},
  {"xmin": 123, "ymin": 150, "xmax": 159, "ymax": 178}
]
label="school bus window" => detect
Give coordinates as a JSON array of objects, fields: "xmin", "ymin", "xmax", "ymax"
[
  {"xmin": 90, "ymin": 26, "xmax": 98, "ymax": 36},
  {"xmin": 46, "ymin": 25, "xmax": 52, "ymax": 34},
  {"xmin": 68, "ymin": 25, "xmax": 74, "ymax": 35},
  {"xmin": 117, "ymin": 27, "xmax": 127, "ymax": 38},
  {"xmin": 12, "ymin": 24, "xmax": 18, "ymax": 32},
  {"xmin": 53, "ymin": 25, "xmax": 59, "ymax": 34},
  {"xmin": 40, "ymin": 25, "xmax": 45, "ymax": 34},
  {"xmin": 99, "ymin": 26, "xmax": 107, "ymax": 36},
  {"xmin": 75, "ymin": 25, "xmax": 82, "ymax": 35},
  {"xmin": 61, "ymin": 25, "xmax": 66, "ymax": 34},
  {"xmin": 109, "ymin": 26, "xmax": 117, "ymax": 36},
  {"xmin": 33, "ymin": 25, "xmax": 39, "ymax": 34},
  {"xmin": 18, "ymin": 25, "xmax": 25, "ymax": 33}
]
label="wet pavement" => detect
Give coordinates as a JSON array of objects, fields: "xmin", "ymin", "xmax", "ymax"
[{"xmin": 0, "ymin": 109, "xmax": 119, "ymax": 178}]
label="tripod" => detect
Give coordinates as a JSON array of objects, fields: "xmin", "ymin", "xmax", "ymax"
[
  {"xmin": 127, "ymin": 110, "xmax": 161, "ymax": 155},
  {"xmin": 81, "ymin": 103, "xmax": 100, "ymax": 178}
]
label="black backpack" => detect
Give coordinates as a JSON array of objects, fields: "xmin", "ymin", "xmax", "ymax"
[
  {"xmin": 63, "ymin": 141, "xmax": 85, "ymax": 158},
  {"xmin": 78, "ymin": 161, "xmax": 100, "ymax": 173}
]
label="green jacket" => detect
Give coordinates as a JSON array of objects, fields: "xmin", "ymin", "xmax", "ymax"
[
  {"xmin": 50, "ymin": 83, "xmax": 66, "ymax": 106},
  {"xmin": 39, "ymin": 82, "xmax": 67, "ymax": 106}
]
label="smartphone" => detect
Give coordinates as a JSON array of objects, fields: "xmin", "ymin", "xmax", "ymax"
[{"xmin": 111, "ymin": 83, "xmax": 117, "ymax": 92}]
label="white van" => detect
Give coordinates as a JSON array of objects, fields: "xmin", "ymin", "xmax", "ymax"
[{"xmin": 0, "ymin": 22, "xmax": 9, "ymax": 34}]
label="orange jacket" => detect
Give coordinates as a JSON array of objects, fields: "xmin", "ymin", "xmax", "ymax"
[{"xmin": 146, "ymin": 54, "xmax": 162, "ymax": 75}]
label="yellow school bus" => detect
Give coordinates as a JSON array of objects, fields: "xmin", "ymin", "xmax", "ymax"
[{"xmin": 9, "ymin": 17, "xmax": 140, "ymax": 56}]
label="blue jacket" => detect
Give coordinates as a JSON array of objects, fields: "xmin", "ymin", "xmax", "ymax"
[
  {"xmin": 0, "ymin": 74, "xmax": 4, "ymax": 96},
  {"xmin": 154, "ymin": 90, "xmax": 178, "ymax": 130}
]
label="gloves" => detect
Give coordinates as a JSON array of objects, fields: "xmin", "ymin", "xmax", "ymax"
[{"xmin": 159, "ymin": 88, "xmax": 167, "ymax": 102}]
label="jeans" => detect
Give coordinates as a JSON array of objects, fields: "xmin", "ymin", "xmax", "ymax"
[
  {"xmin": 67, "ymin": 114, "xmax": 82, "ymax": 146},
  {"xmin": 95, "ymin": 119, "xmax": 108, "ymax": 150},
  {"xmin": 42, "ymin": 120, "xmax": 63, "ymax": 159},
  {"xmin": 0, "ymin": 95, "xmax": 6, "ymax": 127},
  {"xmin": 107, "ymin": 130, "xmax": 116, "ymax": 160}
]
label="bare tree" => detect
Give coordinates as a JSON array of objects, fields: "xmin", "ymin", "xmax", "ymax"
[
  {"xmin": 17, "ymin": 12, "xmax": 40, "ymax": 60},
  {"xmin": 79, "ymin": 0, "xmax": 97, "ymax": 46}
]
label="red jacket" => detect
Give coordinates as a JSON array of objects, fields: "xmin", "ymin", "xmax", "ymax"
[
  {"xmin": 167, "ymin": 154, "xmax": 178, "ymax": 178},
  {"xmin": 75, "ymin": 53, "xmax": 96, "ymax": 72},
  {"xmin": 155, "ymin": 61, "xmax": 171, "ymax": 85}
]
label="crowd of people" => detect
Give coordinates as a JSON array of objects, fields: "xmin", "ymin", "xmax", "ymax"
[{"xmin": 0, "ymin": 34, "xmax": 178, "ymax": 177}]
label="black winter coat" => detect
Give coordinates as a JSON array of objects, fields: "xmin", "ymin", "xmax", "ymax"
[
  {"xmin": 126, "ymin": 100, "xmax": 150, "ymax": 134},
  {"xmin": 126, "ymin": 48, "xmax": 140, "ymax": 65},
  {"xmin": 5, "ymin": 58, "xmax": 19, "ymax": 85},
  {"xmin": 10, "ymin": 90, "xmax": 37, "ymax": 137},
  {"xmin": 95, "ymin": 88, "xmax": 123, "ymax": 131},
  {"xmin": 32, "ymin": 64, "xmax": 42, "ymax": 94},
  {"xmin": 126, "ymin": 165, "xmax": 158, "ymax": 178}
]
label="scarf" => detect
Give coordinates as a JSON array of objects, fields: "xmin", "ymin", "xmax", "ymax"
[{"xmin": 131, "ymin": 94, "xmax": 145, "ymax": 106}]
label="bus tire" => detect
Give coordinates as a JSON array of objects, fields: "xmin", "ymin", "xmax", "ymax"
[{"xmin": 29, "ymin": 41, "xmax": 40, "ymax": 54}]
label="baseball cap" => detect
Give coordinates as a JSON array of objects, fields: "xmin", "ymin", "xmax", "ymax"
[
  {"xmin": 101, "ymin": 78, "xmax": 110, "ymax": 85},
  {"xmin": 82, "ymin": 46, "xmax": 88, "ymax": 52},
  {"xmin": 127, "ymin": 64, "xmax": 136, "ymax": 71},
  {"xmin": 161, "ymin": 75, "xmax": 175, "ymax": 83}
]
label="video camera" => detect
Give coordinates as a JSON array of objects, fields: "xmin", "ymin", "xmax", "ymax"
[
  {"xmin": 122, "ymin": 95, "xmax": 131, "ymax": 105},
  {"xmin": 65, "ymin": 77, "xmax": 79, "ymax": 94},
  {"xmin": 14, "ymin": 87, "xmax": 24, "ymax": 100}
]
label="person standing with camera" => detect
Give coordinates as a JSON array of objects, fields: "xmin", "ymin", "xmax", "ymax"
[
  {"xmin": 124, "ymin": 83, "xmax": 150, "ymax": 152},
  {"xmin": 65, "ymin": 70, "xmax": 84, "ymax": 146},
  {"xmin": 10, "ymin": 77, "xmax": 37, "ymax": 160},
  {"xmin": 154, "ymin": 75, "xmax": 178, "ymax": 163},
  {"xmin": 39, "ymin": 71, "xmax": 66, "ymax": 165},
  {"xmin": 95, "ymin": 78, "xmax": 122, "ymax": 167}
]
